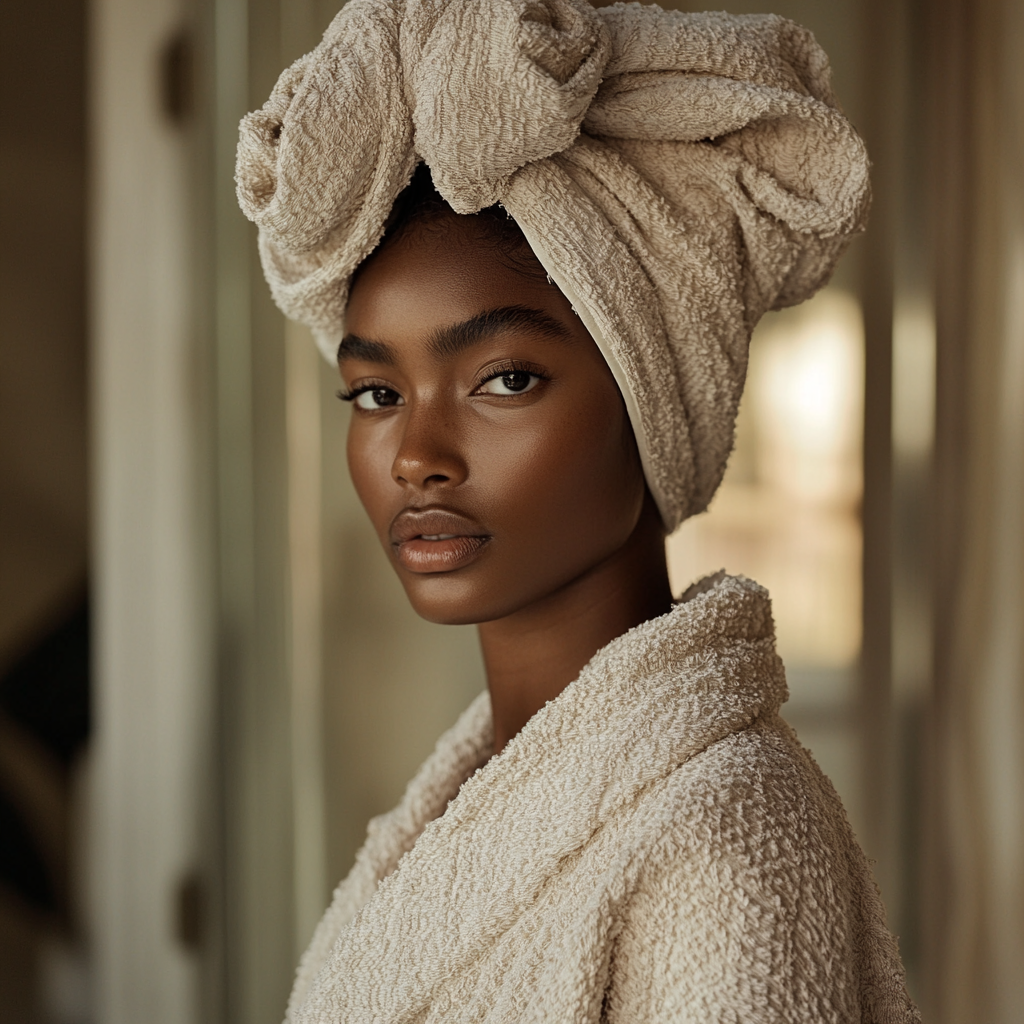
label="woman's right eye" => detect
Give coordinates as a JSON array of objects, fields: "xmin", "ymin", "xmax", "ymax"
[{"xmin": 353, "ymin": 387, "xmax": 404, "ymax": 410}]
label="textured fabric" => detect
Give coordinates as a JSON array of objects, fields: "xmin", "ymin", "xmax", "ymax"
[
  {"xmin": 235, "ymin": 0, "xmax": 871, "ymax": 529},
  {"xmin": 286, "ymin": 575, "xmax": 919, "ymax": 1023}
]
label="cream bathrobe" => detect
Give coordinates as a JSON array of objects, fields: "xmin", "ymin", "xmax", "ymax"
[{"xmin": 288, "ymin": 575, "xmax": 918, "ymax": 1023}]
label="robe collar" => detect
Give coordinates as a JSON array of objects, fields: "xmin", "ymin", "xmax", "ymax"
[{"xmin": 298, "ymin": 572, "xmax": 787, "ymax": 1021}]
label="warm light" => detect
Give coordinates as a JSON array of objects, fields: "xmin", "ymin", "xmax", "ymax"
[
  {"xmin": 667, "ymin": 287, "xmax": 864, "ymax": 669},
  {"xmin": 753, "ymin": 289, "xmax": 864, "ymax": 505},
  {"xmin": 892, "ymin": 293, "xmax": 936, "ymax": 461}
]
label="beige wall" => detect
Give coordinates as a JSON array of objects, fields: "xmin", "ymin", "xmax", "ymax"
[{"xmin": 923, "ymin": 0, "xmax": 1024, "ymax": 1018}]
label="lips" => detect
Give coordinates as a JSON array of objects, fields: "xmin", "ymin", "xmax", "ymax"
[{"xmin": 389, "ymin": 507, "xmax": 491, "ymax": 574}]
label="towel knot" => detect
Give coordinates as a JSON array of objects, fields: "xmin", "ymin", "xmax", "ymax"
[
  {"xmin": 236, "ymin": 0, "xmax": 607, "ymax": 257},
  {"xmin": 408, "ymin": 0, "xmax": 610, "ymax": 212}
]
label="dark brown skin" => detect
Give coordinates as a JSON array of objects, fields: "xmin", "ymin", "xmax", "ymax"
[{"xmin": 340, "ymin": 212, "xmax": 673, "ymax": 753}]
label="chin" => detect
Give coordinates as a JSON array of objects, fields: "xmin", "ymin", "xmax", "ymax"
[{"xmin": 401, "ymin": 574, "xmax": 525, "ymax": 627}]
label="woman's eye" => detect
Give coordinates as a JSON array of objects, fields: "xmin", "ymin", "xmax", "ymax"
[
  {"xmin": 478, "ymin": 371, "xmax": 541, "ymax": 396},
  {"xmin": 354, "ymin": 387, "xmax": 404, "ymax": 410}
]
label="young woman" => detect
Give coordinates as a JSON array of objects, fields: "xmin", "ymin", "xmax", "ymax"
[{"xmin": 237, "ymin": 1, "xmax": 919, "ymax": 1020}]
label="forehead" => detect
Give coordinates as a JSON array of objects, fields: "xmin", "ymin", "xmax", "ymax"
[{"xmin": 345, "ymin": 216, "xmax": 562, "ymax": 344}]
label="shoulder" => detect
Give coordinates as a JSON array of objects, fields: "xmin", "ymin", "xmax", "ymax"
[
  {"xmin": 606, "ymin": 718, "xmax": 913, "ymax": 1023},
  {"xmin": 662, "ymin": 715, "xmax": 857, "ymax": 876},
  {"xmin": 629, "ymin": 716, "xmax": 863, "ymax": 950}
]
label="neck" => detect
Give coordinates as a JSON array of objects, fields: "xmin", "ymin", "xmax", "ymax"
[{"xmin": 477, "ymin": 493, "xmax": 673, "ymax": 754}]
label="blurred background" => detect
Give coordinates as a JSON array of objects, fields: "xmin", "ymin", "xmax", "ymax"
[{"xmin": 1, "ymin": 0, "xmax": 1021, "ymax": 1021}]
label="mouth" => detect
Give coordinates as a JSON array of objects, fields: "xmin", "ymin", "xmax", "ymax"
[{"xmin": 389, "ymin": 507, "xmax": 491, "ymax": 574}]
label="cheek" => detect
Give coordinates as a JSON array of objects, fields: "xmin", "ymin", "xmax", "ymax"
[
  {"xmin": 345, "ymin": 419, "xmax": 397, "ymax": 539},
  {"xmin": 479, "ymin": 388, "xmax": 645, "ymax": 560}
]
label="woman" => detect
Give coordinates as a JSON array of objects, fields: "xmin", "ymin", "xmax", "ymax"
[{"xmin": 237, "ymin": 1, "xmax": 919, "ymax": 1020}]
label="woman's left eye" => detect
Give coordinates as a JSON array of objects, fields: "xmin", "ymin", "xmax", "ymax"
[
  {"xmin": 477, "ymin": 370, "xmax": 541, "ymax": 396},
  {"xmin": 352, "ymin": 387, "xmax": 404, "ymax": 409}
]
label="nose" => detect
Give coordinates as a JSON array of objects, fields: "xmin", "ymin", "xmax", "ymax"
[{"xmin": 391, "ymin": 400, "xmax": 468, "ymax": 491}]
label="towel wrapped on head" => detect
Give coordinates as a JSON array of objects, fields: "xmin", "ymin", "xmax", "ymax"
[{"xmin": 236, "ymin": 0, "xmax": 870, "ymax": 530}]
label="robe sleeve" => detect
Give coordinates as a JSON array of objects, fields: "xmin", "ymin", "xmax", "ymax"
[{"xmin": 603, "ymin": 722, "xmax": 918, "ymax": 1023}]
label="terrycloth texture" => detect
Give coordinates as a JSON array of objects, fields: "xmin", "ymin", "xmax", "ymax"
[
  {"xmin": 287, "ymin": 575, "xmax": 919, "ymax": 1023},
  {"xmin": 236, "ymin": 1, "xmax": 871, "ymax": 529}
]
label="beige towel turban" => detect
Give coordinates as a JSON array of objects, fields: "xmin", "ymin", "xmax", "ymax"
[{"xmin": 236, "ymin": 0, "xmax": 870, "ymax": 530}]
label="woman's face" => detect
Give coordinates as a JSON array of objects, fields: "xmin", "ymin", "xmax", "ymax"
[{"xmin": 341, "ymin": 213, "xmax": 648, "ymax": 626}]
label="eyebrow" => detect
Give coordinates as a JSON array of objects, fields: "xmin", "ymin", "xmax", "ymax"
[
  {"xmin": 337, "ymin": 304, "xmax": 572, "ymax": 366},
  {"xmin": 429, "ymin": 305, "xmax": 572, "ymax": 359},
  {"xmin": 336, "ymin": 335, "xmax": 397, "ymax": 365}
]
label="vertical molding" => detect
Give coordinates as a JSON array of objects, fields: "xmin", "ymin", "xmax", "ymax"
[
  {"xmin": 921, "ymin": 0, "xmax": 980, "ymax": 1019},
  {"xmin": 214, "ymin": 0, "xmax": 297, "ymax": 1019},
  {"xmin": 285, "ymin": 321, "xmax": 328, "ymax": 958},
  {"xmin": 89, "ymin": 0, "xmax": 214, "ymax": 1021},
  {"xmin": 970, "ymin": 9, "xmax": 1024, "ymax": 1019},
  {"xmin": 211, "ymin": 0, "xmax": 261, "ymax": 1021},
  {"xmin": 280, "ymin": 0, "xmax": 331, "ymax": 968},
  {"xmin": 858, "ymin": 0, "xmax": 899, "ymax": 900},
  {"xmin": 923, "ymin": 0, "xmax": 1024, "ymax": 1020},
  {"xmin": 888, "ymin": 0, "xmax": 934, "ymax": 987}
]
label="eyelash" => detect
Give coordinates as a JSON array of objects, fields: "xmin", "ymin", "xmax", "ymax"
[
  {"xmin": 336, "ymin": 386, "xmax": 374, "ymax": 403},
  {"xmin": 335, "ymin": 377, "xmax": 396, "ymax": 404},
  {"xmin": 473, "ymin": 360, "xmax": 548, "ymax": 392},
  {"xmin": 335, "ymin": 361, "xmax": 550, "ymax": 405}
]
